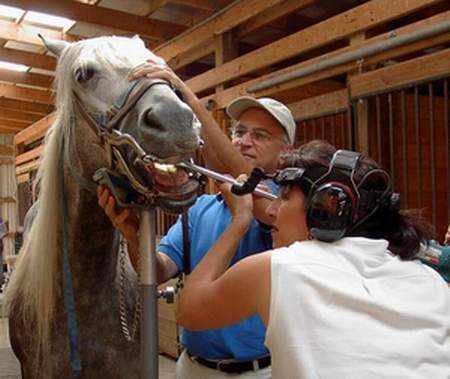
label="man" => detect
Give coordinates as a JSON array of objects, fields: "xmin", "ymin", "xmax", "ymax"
[{"xmin": 98, "ymin": 63, "xmax": 296, "ymax": 378}]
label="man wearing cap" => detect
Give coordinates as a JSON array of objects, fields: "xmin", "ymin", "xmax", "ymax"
[{"xmin": 98, "ymin": 62, "xmax": 296, "ymax": 378}]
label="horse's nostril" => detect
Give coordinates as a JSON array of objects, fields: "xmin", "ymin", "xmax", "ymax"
[{"xmin": 144, "ymin": 108, "xmax": 165, "ymax": 130}]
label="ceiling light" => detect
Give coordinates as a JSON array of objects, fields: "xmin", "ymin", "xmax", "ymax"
[
  {"xmin": 0, "ymin": 61, "xmax": 29, "ymax": 72},
  {"xmin": 0, "ymin": 5, "xmax": 25, "ymax": 21},
  {"xmin": 24, "ymin": 11, "xmax": 75, "ymax": 30}
]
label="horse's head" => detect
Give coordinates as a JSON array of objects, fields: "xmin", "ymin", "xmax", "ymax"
[{"xmin": 42, "ymin": 35, "xmax": 201, "ymax": 212}]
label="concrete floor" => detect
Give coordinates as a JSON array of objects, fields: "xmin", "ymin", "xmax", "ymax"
[{"xmin": 0, "ymin": 318, "xmax": 176, "ymax": 378}]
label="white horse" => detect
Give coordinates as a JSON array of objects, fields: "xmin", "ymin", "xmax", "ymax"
[{"xmin": 4, "ymin": 35, "xmax": 200, "ymax": 378}]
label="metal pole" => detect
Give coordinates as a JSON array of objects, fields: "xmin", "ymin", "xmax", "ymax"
[
  {"xmin": 248, "ymin": 20, "xmax": 450, "ymax": 93},
  {"xmin": 139, "ymin": 208, "xmax": 158, "ymax": 379}
]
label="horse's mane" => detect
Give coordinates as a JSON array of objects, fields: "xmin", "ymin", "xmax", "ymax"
[{"xmin": 3, "ymin": 35, "xmax": 163, "ymax": 368}]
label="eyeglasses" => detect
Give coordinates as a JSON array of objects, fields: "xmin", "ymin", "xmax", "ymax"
[{"xmin": 230, "ymin": 125, "xmax": 278, "ymax": 143}]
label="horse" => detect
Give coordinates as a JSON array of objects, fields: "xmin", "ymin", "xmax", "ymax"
[{"xmin": 3, "ymin": 35, "xmax": 201, "ymax": 378}]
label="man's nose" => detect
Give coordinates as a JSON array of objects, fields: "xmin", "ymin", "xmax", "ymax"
[{"xmin": 240, "ymin": 132, "xmax": 253, "ymax": 146}]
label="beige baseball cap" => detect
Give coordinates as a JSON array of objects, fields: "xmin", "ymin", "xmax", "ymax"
[{"xmin": 226, "ymin": 96, "xmax": 296, "ymax": 145}]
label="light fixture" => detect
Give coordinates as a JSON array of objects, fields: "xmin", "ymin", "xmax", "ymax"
[
  {"xmin": 24, "ymin": 11, "xmax": 75, "ymax": 31},
  {"xmin": 0, "ymin": 61, "xmax": 29, "ymax": 72},
  {"xmin": 0, "ymin": 5, "xmax": 25, "ymax": 21}
]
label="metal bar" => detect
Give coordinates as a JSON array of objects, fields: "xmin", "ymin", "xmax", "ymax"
[
  {"xmin": 414, "ymin": 85, "xmax": 422, "ymax": 208},
  {"xmin": 331, "ymin": 115, "xmax": 336, "ymax": 146},
  {"xmin": 428, "ymin": 83, "xmax": 436, "ymax": 227},
  {"xmin": 401, "ymin": 90, "xmax": 409, "ymax": 207},
  {"xmin": 320, "ymin": 118, "xmax": 325, "ymax": 140},
  {"xmin": 139, "ymin": 208, "xmax": 158, "ymax": 379},
  {"xmin": 340, "ymin": 112, "xmax": 346, "ymax": 149},
  {"xmin": 179, "ymin": 161, "xmax": 277, "ymax": 200},
  {"xmin": 248, "ymin": 20, "xmax": 450, "ymax": 93},
  {"xmin": 376, "ymin": 96, "xmax": 382, "ymax": 165},
  {"xmin": 388, "ymin": 93, "xmax": 395, "ymax": 186},
  {"xmin": 347, "ymin": 107, "xmax": 353, "ymax": 149},
  {"xmin": 445, "ymin": 79, "xmax": 449, "ymax": 222}
]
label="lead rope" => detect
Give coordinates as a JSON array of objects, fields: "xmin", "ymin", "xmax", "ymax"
[{"xmin": 118, "ymin": 234, "xmax": 141, "ymax": 341}]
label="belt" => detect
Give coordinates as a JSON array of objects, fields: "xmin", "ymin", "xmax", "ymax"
[{"xmin": 187, "ymin": 351, "xmax": 271, "ymax": 373}]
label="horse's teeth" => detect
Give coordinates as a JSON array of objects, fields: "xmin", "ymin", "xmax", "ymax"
[{"xmin": 154, "ymin": 162, "xmax": 177, "ymax": 174}]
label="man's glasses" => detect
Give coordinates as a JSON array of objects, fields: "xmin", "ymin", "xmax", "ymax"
[{"xmin": 230, "ymin": 125, "xmax": 275, "ymax": 143}]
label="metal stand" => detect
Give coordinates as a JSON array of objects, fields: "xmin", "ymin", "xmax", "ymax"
[{"xmin": 139, "ymin": 208, "xmax": 158, "ymax": 379}]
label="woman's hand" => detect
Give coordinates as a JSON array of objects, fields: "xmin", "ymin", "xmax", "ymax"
[
  {"xmin": 218, "ymin": 175, "xmax": 253, "ymax": 227},
  {"xmin": 97, "ymin": 185, "xmax": 139, "ymax": 242},
  {"xmin": 129, "ymin": 59, "xmax": 197, "ymax": 106}
]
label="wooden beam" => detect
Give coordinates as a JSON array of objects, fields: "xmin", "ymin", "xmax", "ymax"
[
  {"xmin": 349, "ymin": 48, "xmax": 450, "ymax": 98},
  {"xmin": 215, "ymin": 30, "xmax": 238, "ymax": 92},
  {"xmin": 0, "ymin": 47, "xmax": 56, "ymax": 71},
  {"xmin": 0, "ymin": 108, "xmax": 42, "ymax": 123},
  {"xmin": 238, "ymin": 0, "xmax": 315, "ymax": 36},
  {"xmin": 0, "ymin": 144, "xmax": 14, "ymax": 156},
  {"xmin": 0, "ymin": 197, "xmax": 15, "ymax": 204},
  {"xmin": 15, "ymin": 145, "xmax": 43, "ymax": 166},
  {"xmin": 17, "ymin": 172, "xmax": 30, "ymax": 183},
  {"xmin": 0, "ymin": 127, "xmax": 17, "ymax": 134},
  {"xmin": 1, "ymin": 0, "xmax": 185, "ymax": 41},
  {"xmin": 16, "ymin": 159, "xmax": 38, "ymax": 176},
  {"xmin": 171, "ymin": 0, "xmax": 220, "ymax": 12},
  {"xmin": 169, "ymin": 39, "xmax": 215, "ymax": 70},
  {"xmin": 186, "ymin": 0, "xmax": 445, "ymax": 93},
  {"xmin": 0, "ymin": 19, "xmax": 77, "ymax": 46},
  {"xmin": 288, "ymin": 89, "xmax": 348, "ymax": 121},
  {"xmin": 156, "ymin": 0, "xmax": 288, "ymax": 61},
  {"xmin": 145, "ymin": 0, "xmax": 170, "ymax": 15},
  {"xmin": 0, "ymin": 69, "xmax": 52, "ymax": 89},
  {"xmin": 0, "ymin": 118, "xmax": 30, "ymax": 130},
  {"xmin": 202, "ymin": 9, "xmax": 450, "ymax": 109},
  {"xmin": 0, "ymin": 158, "xmax": 15, "ymax": 165},
  {"xmin": 0, "ymin": 82, "xmax": 53, "ymax": 104},
  {"xmin": 15, "ymin": 112, "xmax": 55, "ymax": 147},
  {"xmin": 0, "ymin": 98, "xmax": 53, "ymax": 115}
]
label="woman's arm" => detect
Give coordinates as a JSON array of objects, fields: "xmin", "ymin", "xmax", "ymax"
[{"xmin": 176, "ymin": 181, "xmax": 271, "ymax": 330}]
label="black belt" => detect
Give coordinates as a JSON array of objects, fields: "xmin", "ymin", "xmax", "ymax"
[{"xmin": 187, "ymin": 351, "xmax": 271, "ymax": 373}]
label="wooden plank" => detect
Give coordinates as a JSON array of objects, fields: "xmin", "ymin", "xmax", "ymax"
[
  {"xmin": 0, "ymin": 47, "xmax": 56, "ymax": 71},
  {"xmin": 0, "ymin": 69, "xmax": 52, "ymax": 89},
  {"xmin": 0, "ymin": 82, "xmax": 53, "ymax": 104},
  {"xmin": 159, "ymin": 333, "xmax": 179, "ymax": 359},
  {"xmin": 16, "ymin": 159, "xmax": 39, "ymax": 176},
  {"xmin": 17, "ymin": 172, "xmax": 30, "ymax": 183},
  {"xmin": 349, "ymin": 49, "xmax": 450, "ymax": 98},
  {"xmin": 203, "ymin": 10, "xmax": 450, "ymax": 109},
  {"xmin": 0, "ymin": 98, "xmax": 53, "ymax": 115},
  {"xmin": 15, "ymin": 145, "xmax": 43, "ymax": 166},
  {"xmin": 172, "ymin": 0, "xmax": 219, "ymax": 11},
  {"xmin": 0, "ymin": 118, "xmax": 30, "ymax": 130},
  {"xmin": 0, "ymin": 0, "xmax": 185, "ymax": 41},
  {"xmin": 15, "ymin": 112, "xmax": 55, "ymax": 147},
  {"xmin": 0, "ymin": 108, "xmax": 42, "ymax": 123},
  {"xmin": 145, "ymin": 0, "xmax": 170, "ymax": 15},
  {"xmin": 238, "ymin": 0, "xmax": 315, "ymax": 36},
  {"xmin": 0, "ymin": 144, "xmax": 14, "ymax": 156},
  {"xmin": 0, "ymin": 158, "xmax": 14, "ymax": 165},
  {"xmin": 186, "ymin": 0, "xmax": 444, "ymax": 93},
  {"xmin": 0, "ymin": 127, "xmax": 17, "ymax": 134},
  {"xmin": 0, "ymin": 19, "xmax": 77, "ymax": 46},
  {"xmin": 0, "ymin": 197, "xmax": 15, "ymax": 204},
  {"xmin": 156, "ymin": 0, "xmax": 288, "ymax": 61},
  {"xmin": 289, "ymin": 89, "xmax": 348, "ymax": 121},
  {"xmin": 167, "ymin": 0, "xmax": 315, "ymax": 70}
]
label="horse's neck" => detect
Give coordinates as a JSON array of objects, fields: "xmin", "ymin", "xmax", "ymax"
[{"xmin": 62, "ymin": 160, "xmax": 119, "ymax": 290}]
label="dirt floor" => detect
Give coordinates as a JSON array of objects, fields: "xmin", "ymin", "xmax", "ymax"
[{"xmin": 0, "ymin": 317, "xmax": 176, "ymax": 378}]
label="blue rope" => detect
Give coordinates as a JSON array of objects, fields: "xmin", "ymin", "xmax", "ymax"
[{"xmin": 60, "ymin": 134, "xmax": 82, "ymax": 372}]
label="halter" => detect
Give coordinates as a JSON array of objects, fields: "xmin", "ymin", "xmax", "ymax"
[{"xmin": 71, "ymin": 77, "xmax": 199, "ymax": 204}]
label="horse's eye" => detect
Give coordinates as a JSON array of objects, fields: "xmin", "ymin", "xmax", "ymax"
[
  {"xmin": 174, "ymin": 87, "xmax": 184, "ymax": 101},
  {"xmin": 75, "ymin": 67, "xmax": 96, "ymax": 83}
]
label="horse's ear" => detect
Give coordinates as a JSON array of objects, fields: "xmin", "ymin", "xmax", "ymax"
[{"xmin": 38, "ymin": 33, "xmax": 70, "ymax": 57}]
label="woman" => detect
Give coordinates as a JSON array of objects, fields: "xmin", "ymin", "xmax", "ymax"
[{"xmin": 177, "ymin": 140, "xmax": 450, "ymax": 378}]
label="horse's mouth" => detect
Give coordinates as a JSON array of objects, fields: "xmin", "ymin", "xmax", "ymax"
[{"xmin": 143, "ymin": 160, "xmax": 200, "ymax": 213}]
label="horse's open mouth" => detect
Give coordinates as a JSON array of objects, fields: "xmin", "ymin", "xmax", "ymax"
[{"xmin": 143, "ymin": 160, "xmax": 200, "ymax": 213}]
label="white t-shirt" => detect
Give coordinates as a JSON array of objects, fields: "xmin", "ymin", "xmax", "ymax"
[{"xmin": 266, "ymin": 237, "xmax": 450, "ymax": 379}]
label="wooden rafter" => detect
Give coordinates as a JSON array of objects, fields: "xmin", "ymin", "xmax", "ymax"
[
  {"xmin": 0, "ymin": 98, "xmax": 53, "ymax": 115},
  {"xmin": 0, "ymin": 82, "xmax": 53, "ymax": 104},
  {"xmin": 171, "ymin": 0, "xmax": 221, "ymax": 12},
  {"xmin": 15, "ymin": 112, "xmax": 55, "ymax": 148},
  {"xmin": 156, "ymin": 0, "xmax": 290, "ymax": 61},
  {"xmin": 186, "ymin": 0, "xmax": 445, "ymax": 93},
  {"xmin": 0, "ymin": 69, "xmax": 52, "ymax": 88},
  {"xmin": 0, "ymin": 107, "xmax": 42, "ymax": 123},
  {"xmin": 0, "ymin": 47, "xmax": 56, "ymax": 71},
  {"xmin": 0, "ymin": 0, "xmax": 186, "ymax": 41},
  {"xmin": 0, "ymin": 118, "xmax": 30, "ymax": 130}
]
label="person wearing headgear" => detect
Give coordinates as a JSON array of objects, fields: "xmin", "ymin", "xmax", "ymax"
[
  {"xmin": 177, "ymin": 140, "xmax": 450, "ymax": 378},
  {"xmin": 98, "ymin": 62, "xmax": 297, "ymax": 378}
]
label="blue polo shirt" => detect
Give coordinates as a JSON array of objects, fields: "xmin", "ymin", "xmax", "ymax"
[{"xmin": 158, "ymin": 193, "xmax": 273, "ymax": 360}]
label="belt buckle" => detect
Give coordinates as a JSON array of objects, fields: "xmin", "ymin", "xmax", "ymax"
[{"xmin": 252, "ymin": 359, "xmax": 259, "ymax": 371}]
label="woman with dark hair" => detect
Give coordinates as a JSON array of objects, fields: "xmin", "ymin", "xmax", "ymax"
[{"xmin": 177, "ymin": 140, "xmax": 450, "ymax": 378}]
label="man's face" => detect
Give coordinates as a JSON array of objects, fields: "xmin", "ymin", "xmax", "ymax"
[{"xmin": 231, "ymin": 107, "xmax": 288, "ymax": 173}]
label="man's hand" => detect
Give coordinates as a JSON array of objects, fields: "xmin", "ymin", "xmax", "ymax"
[
  {"xmin": 218, "ymin": 175, "xmax": 253, "ymax": 226},
  {"xmin": 97, "ymin": 185, "xmax": 139, "ymax": 241}
]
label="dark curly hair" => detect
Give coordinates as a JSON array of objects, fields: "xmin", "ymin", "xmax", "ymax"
[{"xmin": 281, "ymin": 140, "xmax": 433, "ymax": 259}]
